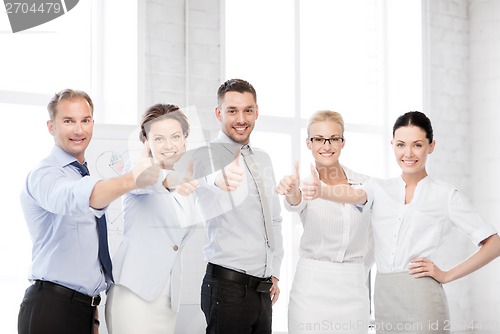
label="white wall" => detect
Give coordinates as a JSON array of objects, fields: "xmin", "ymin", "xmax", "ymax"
[
  {"xmin": 144, "ymin": 0, "xmax": 220, "ymax": 132},
  {"xmin": 425, "ymin": 1, "xmax": 476, "ymax": 332},
  {"xmin": 469, "ymin": 1, "xmax": 500, "ymax": 333},
  {"xmin": 426, "ymin": 0, "xmax": 500, "ymax": 333},
  {"xmin": 143, "ymin": 0, "xmax": 221, "ymax": 332}
]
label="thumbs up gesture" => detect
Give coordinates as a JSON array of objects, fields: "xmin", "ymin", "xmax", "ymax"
[
  {"xmin": 174, "ymin": 160, "xmax": 200, "ymax": 196},
  {"xmin": 276, "ymin": 161, "xmax": 302, "ymax": 205},
  {"xmin": 301, "ymin": 163, "xmax": 321, "ymax": 200},
  {"xmin": 215, "ymin": 149, "xmax": 244, "ymax": 191},
  {"xmin": 133, "ymin": 141, "xmax": 162, "ymax": 188}
]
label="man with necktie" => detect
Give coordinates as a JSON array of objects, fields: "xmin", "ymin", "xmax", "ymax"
[
  {"xmin": 197, "ymin": 79, "xmax": 284, "ymax": 334},
  {"xmin": 18, "ymin": 89, "xmax": 159, "ymax": 334}
]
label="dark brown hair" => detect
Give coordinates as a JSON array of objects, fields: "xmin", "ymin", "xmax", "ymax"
[
  {"xmin": 217, "ymin": 79, "xmax": 257, "ymax": 105},
  {"xmin": 139, "ymin": 104, "xmax": 190, "ymax": 142},
  {"xmin": 393, "ymin": 111, "xmax": 434, "ymax": 143}
]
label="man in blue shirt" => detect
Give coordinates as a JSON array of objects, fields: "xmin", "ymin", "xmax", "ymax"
[{"xmin": 18, "ymin": 89, "xmax": 159, "ymax": 334}]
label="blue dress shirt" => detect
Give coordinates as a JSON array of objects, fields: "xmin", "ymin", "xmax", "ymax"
[{"xmin": 20, "ymin": 145, "xmax": 107, "ymax": 296}]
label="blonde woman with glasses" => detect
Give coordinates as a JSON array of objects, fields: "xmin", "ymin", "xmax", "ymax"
[
  {"xmin": 276, "ymin": 110, "xmax": 373, "ymax": 334},
  {"xmin": 301, "ymin": 111, "xmax": 500, "ymax": 333}
]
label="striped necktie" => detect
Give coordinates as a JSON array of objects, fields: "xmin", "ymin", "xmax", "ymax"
[{"xmin": 240, "ymin": 146, "xmax": 275, "ymax": 249}]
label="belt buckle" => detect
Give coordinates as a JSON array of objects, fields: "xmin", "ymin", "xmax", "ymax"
[{"xmin": 91, "ymin": 296, "xmax": 99, "ymax": 307}]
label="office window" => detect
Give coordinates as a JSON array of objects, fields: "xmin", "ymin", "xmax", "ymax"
[
  {"xmin": 224, "ymin": 0, "xmax": 422, "ymax": 331},
  {"xmin": 224, "ymin": 0, "xmax": 295, "ymax": 118},
  {"xmin": 0, "ymin": 2, "xmax": 140, "ymax": 332}
]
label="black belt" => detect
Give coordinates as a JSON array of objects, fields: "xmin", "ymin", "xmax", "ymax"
[
  {"xmin": 34, "ymin": 280, "xmax": 101, "ymax": 307},
  {"xmin": 206, "ymin": 263, "xmax": 271, "ymax": 289}
]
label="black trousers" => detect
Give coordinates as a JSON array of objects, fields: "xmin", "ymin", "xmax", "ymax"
[
  {"xmin": 201, "ymin": 268, "xmax": 272, "ymax": 334},
  {"xmin": 18, "ymin": 282, "xmax": 96, "ymax": 334}
]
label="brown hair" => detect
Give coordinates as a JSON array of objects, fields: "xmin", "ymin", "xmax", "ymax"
[
  {"xmin": 217, "ymin": 78, "xmax": 257, "ymax": 105},
  {"xmin": 47, "ymin": 89, "xmax": 94, "ymax": 120},
  {"xmin": 139, "ymin": 104, "xmax": 190, "ymax": 142}
]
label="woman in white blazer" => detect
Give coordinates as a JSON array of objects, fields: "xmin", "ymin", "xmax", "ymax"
[{"xmin": 105, "ymin": 104, "xmax": 199, "ymax": 334}]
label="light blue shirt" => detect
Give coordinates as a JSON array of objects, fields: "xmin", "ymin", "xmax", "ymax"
[
  {"xmin": 20, "ymin": 145, "xmax": 107, "ymax": 296},
  {"xmin": 195, "ymin": 131, "xmax": 284, "ymax": 278}
]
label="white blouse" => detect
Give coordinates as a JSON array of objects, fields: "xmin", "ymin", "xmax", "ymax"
[
  {"xmin": 285, "ymin": 166, "xmax": 373, "ymax": 266},
  {"xmin": 365, "ymin": 176, "xmax": 497, "ymax": 273}
]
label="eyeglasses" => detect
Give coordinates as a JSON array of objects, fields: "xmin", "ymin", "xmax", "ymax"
[{"xmin": 309, "ymin": 136, "xmax": 344, "ymax": 145}]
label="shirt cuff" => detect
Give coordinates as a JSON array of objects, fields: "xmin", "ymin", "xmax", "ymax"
[
  {"xmin": 283, "ymin": 197, "xmax": 306, "ymax": 212},
  {"xmin": 471, "ymin": 224, "xmax": 498, "ymax": 246},
  {"xmin": 80, "ymin": 176, "xmax": 106, "ymax": 214},
  {"xmin": 203, "ymin": 172, "xmax": 227, "ymax": 194}
]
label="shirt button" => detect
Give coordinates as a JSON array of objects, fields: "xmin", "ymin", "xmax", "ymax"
[{"xmin": 172, "ymin": 245, "xmax": 179, "ymax": 251}]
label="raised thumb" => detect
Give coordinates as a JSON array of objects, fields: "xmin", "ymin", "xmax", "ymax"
[{"xmin": 310, "ymin": 163, "xmax": 319, "ymax": 179}]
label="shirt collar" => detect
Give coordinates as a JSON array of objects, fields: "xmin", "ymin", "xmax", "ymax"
[
  {"xmin": 398, "ymin": 174, "xmax": 430, "ymax": 187},
  {"xmin": 340, "ymin": 164, "xmax": 363, "ymax": 185},
  {"xmin": 215, "ymin": 131, "xmax": 251, "ymax": 149},
  {"xmin": 51, "ymin": 145, "xmax": 87, "ymax": 168}
]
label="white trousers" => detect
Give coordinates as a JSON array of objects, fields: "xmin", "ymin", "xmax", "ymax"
[
  {"xmin": 105, "ymin": 281, "xmax": 177, "ymax": 334},
  {"xmin": 288, "ymin": 258, "xmax": 370, "ymax": 334}
]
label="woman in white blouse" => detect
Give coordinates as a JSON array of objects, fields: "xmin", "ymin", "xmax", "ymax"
[
  {"xmin": 302, "ymin": 111, "xmax": 500, "ymax": 333},
  {"xmin": 105, "ymin": 104, "xmax": 199, "ymax": 334},
  {"xmin": 276, "ymin": 110, "xmax": 373, "ymax": 334}
]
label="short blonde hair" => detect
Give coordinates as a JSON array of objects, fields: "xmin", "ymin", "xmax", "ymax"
[{"xmin": 307, "ymin": 110, "xmax": 345, "ymax": 136}]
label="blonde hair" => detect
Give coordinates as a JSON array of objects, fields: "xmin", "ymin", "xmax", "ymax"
[{"xmin": 307, "ymin": 110, "xmax": 345, "ymax": 136}]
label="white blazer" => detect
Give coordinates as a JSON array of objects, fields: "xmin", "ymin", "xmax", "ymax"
[{"xmin": 111, "ymin": 185, "xmax": 196, "ymax": 311}]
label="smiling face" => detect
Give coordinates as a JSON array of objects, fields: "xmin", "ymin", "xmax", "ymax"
[
  {"xmin": 47, "ymin": 97, "xmax": 94, "ymax": 163},
  {"xmin": 307, "ymin": 120, "xmax": 345, "ymax": 168},
  {"xmin": 392, "ymin": 125, "xmax": 435, "ymax": 179},
  {"xmin": 216, "ymin": 91, "xmax": 258, "ymax": 145},
  {"xmin": 147, "ymin": 118, "xmax": 186, "ymax": 168}
]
